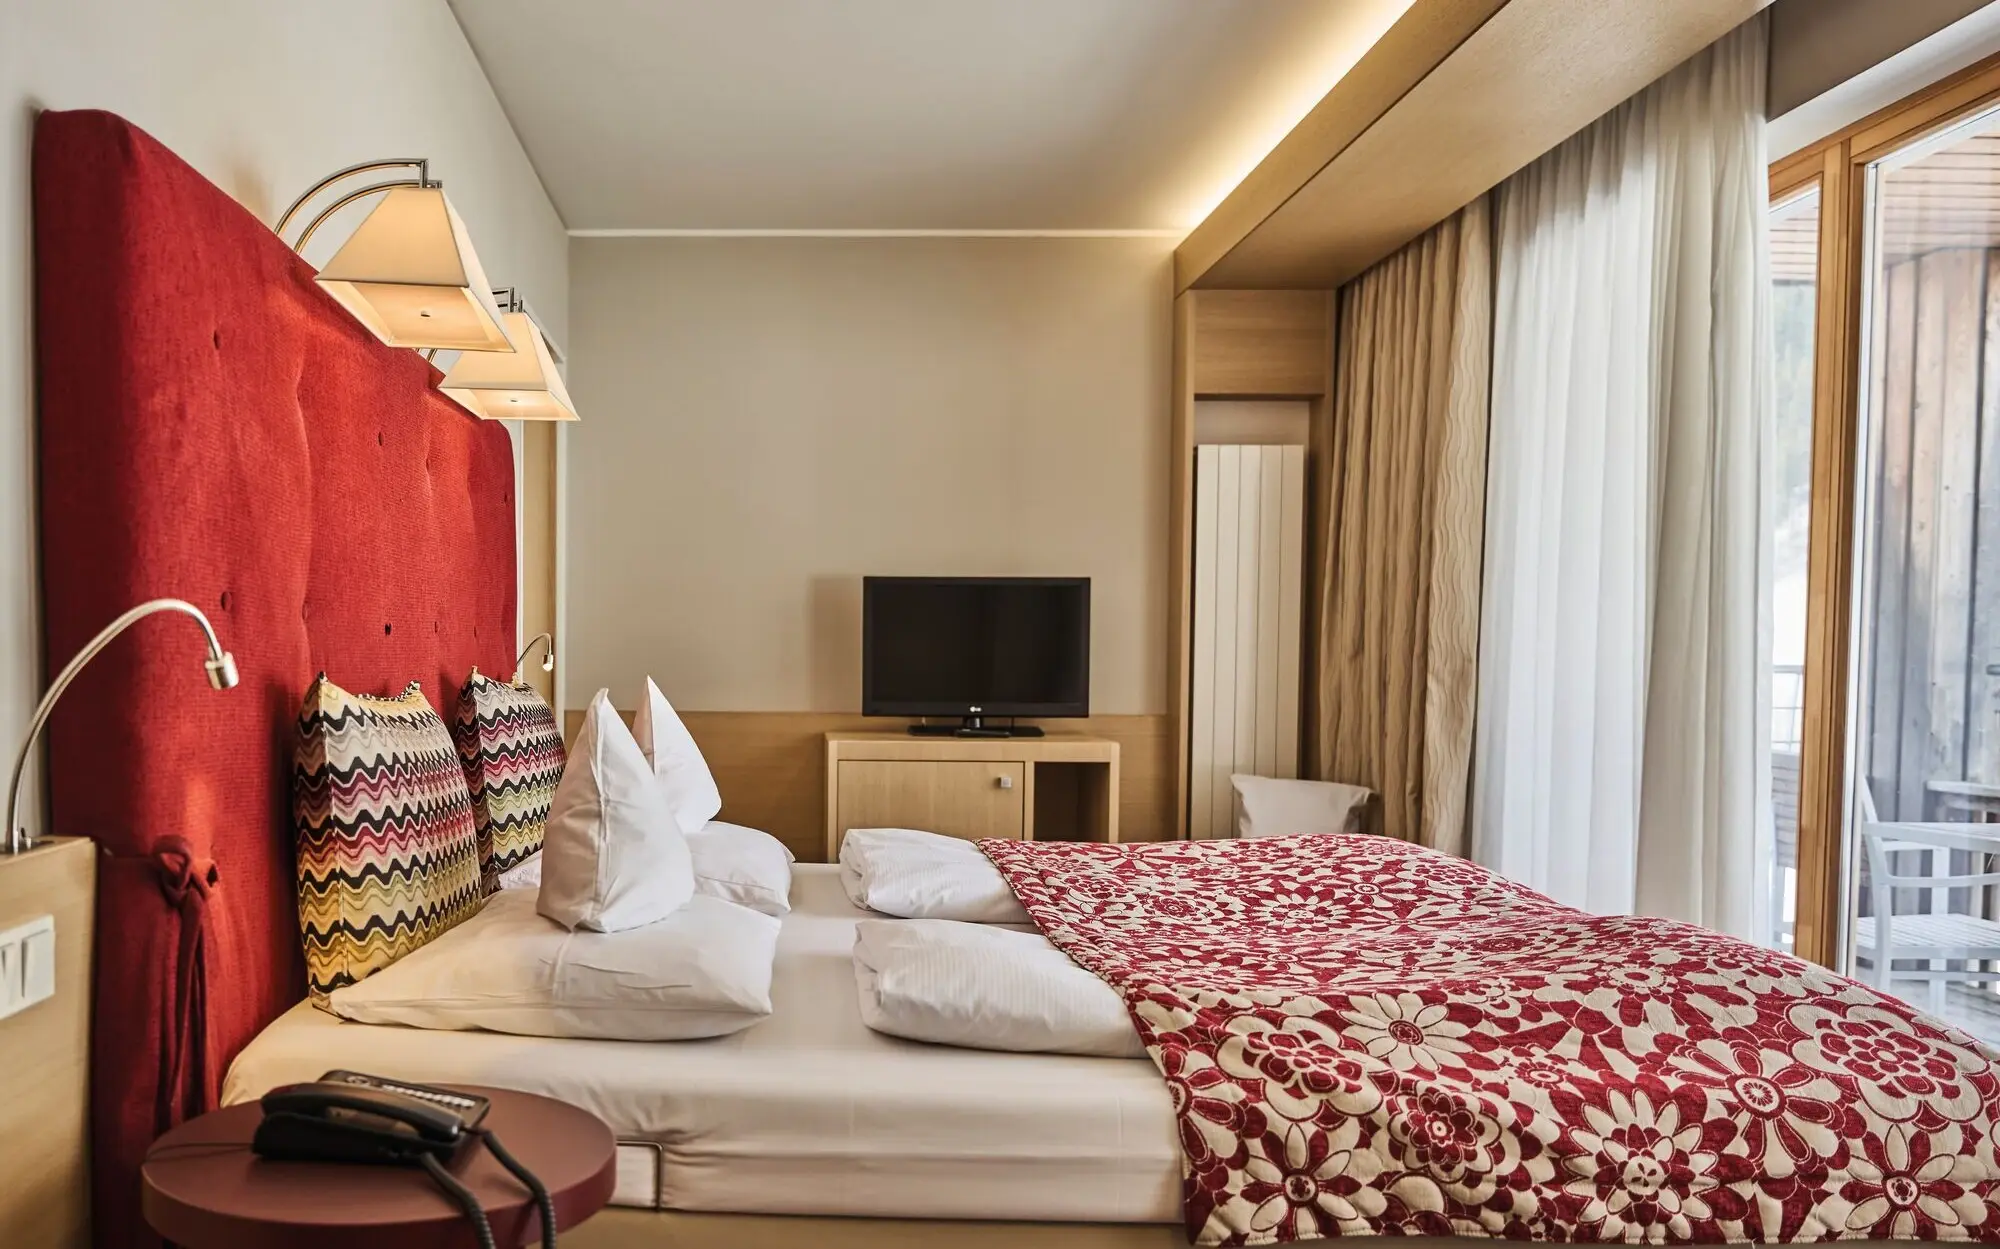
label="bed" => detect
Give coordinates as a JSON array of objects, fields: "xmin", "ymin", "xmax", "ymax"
[
  {"xmin": 222, "ymin": 865, "xmax": 1184, "ymax": 1226},
  {"xmin": 33, "ymin": 107, "xmax": 2000, "ymax": 1249}
]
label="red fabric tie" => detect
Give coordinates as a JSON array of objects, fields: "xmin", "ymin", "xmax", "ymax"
[{"xmin": 149, "ymin": 836, "xmax": 216, "ymax": 1134}]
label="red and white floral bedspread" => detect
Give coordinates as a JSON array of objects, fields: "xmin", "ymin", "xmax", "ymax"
[{"xmin": 980, "ymin": 833, "xmax": 2000, "ymax": 1246}]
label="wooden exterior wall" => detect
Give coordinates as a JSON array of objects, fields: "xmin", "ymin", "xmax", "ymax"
[{"xmin": 1864, "ymin": 247, "xmax": 2000, "ymax": 821}]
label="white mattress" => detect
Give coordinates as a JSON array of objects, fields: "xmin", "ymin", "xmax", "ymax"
[{"xmin": 223, "ymin": 865, "xmax": 1181, "ymax": 1224}]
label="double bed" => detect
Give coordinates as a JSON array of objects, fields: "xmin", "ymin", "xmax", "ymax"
[
  {"xmin": 224, "ymin": 866, "xmax": 1185, "ymax": 1229},
  {"xmin": 32, "ymin": 108, "xmax": 2000, "ymax": 1249}
]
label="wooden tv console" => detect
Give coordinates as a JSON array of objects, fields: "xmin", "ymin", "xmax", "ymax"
[{"xmin": 823, "ymin": 732, "xmax": 1120, "ymax": 860}]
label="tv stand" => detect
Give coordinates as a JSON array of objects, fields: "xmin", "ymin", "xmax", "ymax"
[
  {"xmin": 907, "ymin": 717, "xmax": 1044, "ymax": 739},
  {"xmin": 825, "ymin": 732, "xmax": 1119, "ymax": 858},
  {"xmin": 908, "ymin": 716, "xmax": 1048, "ymax": 736}
]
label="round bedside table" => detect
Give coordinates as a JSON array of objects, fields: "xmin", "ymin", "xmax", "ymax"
[{"xmin": 142, "ymin": 1085, "xmax": 617, "ymax": 1249}]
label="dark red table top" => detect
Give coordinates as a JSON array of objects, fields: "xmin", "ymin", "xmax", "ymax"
[{"xmin": 141, "ymin": 1086, "xmax": 618, "ymax": 1249}]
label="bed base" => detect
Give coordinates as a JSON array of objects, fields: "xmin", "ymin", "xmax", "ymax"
[{"xmin": 566, "ymin": 1209, "xmax": 1184, "ymax": 1249}]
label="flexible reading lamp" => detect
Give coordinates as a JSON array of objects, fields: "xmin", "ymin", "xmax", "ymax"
[
  {"xmin": 4, "ymin": 599, "xmax": 239, "ymax": 856},
  {"xmin": 513, "ymin": 632, "xmax": 556, "ymax": 683}
]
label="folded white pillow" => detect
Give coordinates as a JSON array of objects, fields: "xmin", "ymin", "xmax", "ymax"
[
  {"xmin": 327, "ymin": 890, "xmax": 779, "ymax": 1040},
  {"xmin": 839, "ymin": 827, "xmax": 1030, "ymax": 924},
  {"xmin": 635, "ymin": 676, "xmax": 723, "ymax": 834},
  {"xmin": 495, "ymin": 853, "xmax": 543, "ymax": 891},
  {"xmin": 854, "ymin": 919, "xmax": 1144, "ymax": 1058},
  {"xmin": 503, "ymin": 821, "xmax": 795, "ymax": 918},
  {"xmin": 684, "ymin": 821, "xmax": 794, "ymax": 917},
  {"xmin": 1230, "ymin": 774, "xmax": 1375, "ymax": 839},
  {"xmin": 538, "ymin": 690, "xmax": 695, "ymax": 932}
]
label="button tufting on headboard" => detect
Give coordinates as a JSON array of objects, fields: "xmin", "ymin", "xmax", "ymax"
[{"xmin": 31, "ymin": 108, "xmax": 519, "ymax": 1249}]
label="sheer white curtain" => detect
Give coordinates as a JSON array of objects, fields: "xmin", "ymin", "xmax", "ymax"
[{"xmin": 1471, "ymin": 19, "xmax": 1772, "ymax": 939}]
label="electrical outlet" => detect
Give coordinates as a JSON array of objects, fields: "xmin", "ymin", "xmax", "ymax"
[{"xmin": 0, "ymin": 914, "xmax": 54, "ymax": 1021}]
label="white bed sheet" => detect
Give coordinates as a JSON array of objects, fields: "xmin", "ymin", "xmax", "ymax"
[{"xmin": 223, "ymin": 865, "xmax": 1181, "ymax": 1224}]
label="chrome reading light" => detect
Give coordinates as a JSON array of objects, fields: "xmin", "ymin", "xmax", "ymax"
[
  {"xmin": 277, "ymin": 159, "xmax": 515, "ymax": 354},
  {"xmin": 442, "ymin": 289, "xmax": 579, "ymax": 422},
  {"xmin": 514, "ymin": 632, "xmax": 556, "ymax": 682},
  {"xmin": 5, "ymin": 599, "xmax": 238, "ymax": 856}
]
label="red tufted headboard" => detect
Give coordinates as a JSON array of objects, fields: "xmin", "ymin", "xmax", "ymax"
[{"xmin": 32, "ymin": 111, "xmax": 518, "ymax": 1248}]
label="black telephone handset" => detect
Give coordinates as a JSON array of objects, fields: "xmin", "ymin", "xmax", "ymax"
[
  {"xmin": 252, "ymin": 1071, "xmax": 553, "ymax": 1249},
  {"xmin": 253, "ymin": 1070, "xmax": 491, "ymax": 1165}
]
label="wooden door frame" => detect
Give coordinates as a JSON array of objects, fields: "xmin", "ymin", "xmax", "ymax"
[{"xmin": 1773, "ymin": 51, "xmax": 2000, "ymax": 969}]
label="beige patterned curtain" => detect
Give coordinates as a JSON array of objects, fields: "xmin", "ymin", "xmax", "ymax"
[{"xmin": 1317, "ymin": 195, "xmax": 1492, "ymax": 853}]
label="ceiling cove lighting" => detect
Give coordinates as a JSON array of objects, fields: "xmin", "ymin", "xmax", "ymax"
[
  {"xmin": 277, "ymin": 159, "xmax": 516, "ymax": 354},
  {"xmin": 441, "ymin": 289, "xmax": 579, "ymax": 422}
]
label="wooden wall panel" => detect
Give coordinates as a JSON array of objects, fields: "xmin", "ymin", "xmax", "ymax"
[
  {"xmin": 0, "ymin": 838, "xmax": 94, "ymax": 1249},
  {"xmin": 1861, "ymin": 247, "xmax": 2000, "ymax": 822},
  {"xmin": 1190, "ymin": 291, "xmax": 1331, "ymax": 396},
  {"xmin": 564, "ymin": 710, "xmax": 1173, "ymax": 861},
  {"xmin": 521, "ymin": 422, "xmax": 560, "ymax": 708}
]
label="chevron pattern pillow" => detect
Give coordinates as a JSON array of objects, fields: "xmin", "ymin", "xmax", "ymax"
[
  {"xmin": 453, "ymin": 670, "xmax": 567, "ymax": 889},
  {"xmin": 293, "ymin": 677, "xmax": 483, "ymax": 1002}
]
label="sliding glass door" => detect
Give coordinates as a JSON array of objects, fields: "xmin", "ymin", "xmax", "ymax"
[
  {"xmin": 1766, "ymin": 187, "xmax": 1820, "ymax": 952},
  {"xmin": 1842, "ymin": 102, "xmax": 2000, "ymax": 1041}
]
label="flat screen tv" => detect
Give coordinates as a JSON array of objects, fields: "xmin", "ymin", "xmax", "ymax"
[{"xmin": 862, "ymin": 576, "xmax": 1089, "ymax": 736}]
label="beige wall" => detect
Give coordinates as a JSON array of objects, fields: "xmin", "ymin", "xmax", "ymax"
[
  {"xmin": 0, "ymin": 1, "xmax": 566, "ymax": 820},
  {"xmin": 1767, "ymin": 0, "xmax": 1994, "ymax": 116},
  {"xmin": 565, "ymin": 236, "xmax": 1174, "ymax": 716}
]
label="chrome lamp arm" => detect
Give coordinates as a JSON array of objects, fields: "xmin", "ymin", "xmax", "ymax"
[
  {"xmin": 513, "ymin": 632, "xmax": 556, "ymax": 683},
  {"xmin": 5, "ymin": 599, "xmax": 239, "ymax": 856}
]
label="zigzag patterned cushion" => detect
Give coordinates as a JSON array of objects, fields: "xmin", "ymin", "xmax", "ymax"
[
  {"xmin": 452, "ymin": 670, "xmax": 566, "ymax": 889},
  {"xmin": 293, "ymin": 676, "xmax": 483, "ymax": 1001}
]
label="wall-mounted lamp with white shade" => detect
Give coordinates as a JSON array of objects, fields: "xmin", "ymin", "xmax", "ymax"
[
  {"xmin": 441, "ymin": 289, "xmax": 579, "ymax": 422},
  {"xmin": 277, "ymin": 159, "xmax": 516, "ymax": 355}
]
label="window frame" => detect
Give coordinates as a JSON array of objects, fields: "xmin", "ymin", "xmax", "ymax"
[{"xmin": 1773, "ymin": 52, "xmax": 2000, "ymax": 969}]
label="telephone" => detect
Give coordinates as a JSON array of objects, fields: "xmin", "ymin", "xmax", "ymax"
[
  {"xmin": 253, "ymin": 1070, "xmax": 553, "ymax": 1249},
  {"xmin": 254, "ymin": 1071, "xmax": 490, "ymax": 1164}
]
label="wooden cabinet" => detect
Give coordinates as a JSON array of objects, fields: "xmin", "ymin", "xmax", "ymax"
[
  {"xmin": 836, "ymin": 760, "xmax": 1026, "ymax": 845},
  {"xmin": 824, "ymin": 733, "xmax": 1120, "ymax": 860}
]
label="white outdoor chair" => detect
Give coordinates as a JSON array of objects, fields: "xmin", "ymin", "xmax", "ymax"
[{"xmin": 1851, "ymin": 784, "xmax": 2000, "ymax": 1016}]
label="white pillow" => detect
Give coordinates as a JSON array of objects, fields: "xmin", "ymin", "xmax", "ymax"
[
  {"xmin": 1230, "ymin": 774, "xmax": 1375, "ymax": 839},
  {"xmin": 327, "ymin": 890, "xmax": 778, "ymax": 1040},
  {"xmin": 634, "ymin": 676, "xmax": 722, "ymax": 835},
  {"xmin": 854, "ymin": 918, "xmax": 1144, "ymax": 1058},
  {"xmin": 538, "ymin": 690, "xmax": 695, "ymax": 932},
  {"xmin": 495, "ymin": 852, "xmax": 542, "ymax": 891},
  {"xmin": 685, "ymin": 821, "xmax": 795, "ymax": 917},
  {"xmin": 499, "ymin": 825, "xmax": 792, "ymax": 917},
  {"xmin": 839, "ymin": 827, "xmax": 1030, "ymax": 924}
]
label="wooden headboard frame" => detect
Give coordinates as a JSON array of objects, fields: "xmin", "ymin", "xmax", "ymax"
[{"xmin": 32, "ymin": 111, "xmax": 518, "ymax": 1248}]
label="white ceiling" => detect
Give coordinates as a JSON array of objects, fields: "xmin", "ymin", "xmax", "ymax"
[{"xmin": 445, "ymin": 0, "xmax": 1414, "ymax": 233}]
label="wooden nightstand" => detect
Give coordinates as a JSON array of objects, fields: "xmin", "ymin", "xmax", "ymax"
[
  {"xmin": 824, "ymin": 732, "xmax": 1119, "ymax": 860},
  {"xmin": 141, "ymin": 1085, "xmax": 616, "ymax": 1249}
]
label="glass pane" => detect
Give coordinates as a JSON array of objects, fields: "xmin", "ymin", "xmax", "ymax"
[
  {"xmin": 1767, "ymin": 188, "xmax": 1819, "ymax": 953},
  {"xmin": 1846, "ymin": 104, "xmax": 2000, "ymax": 1043}
]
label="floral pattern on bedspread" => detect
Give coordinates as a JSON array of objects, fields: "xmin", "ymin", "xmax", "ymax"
[{"xmin": 979, "ymin": 833, "xmax": 2000, "ymax": 1246}]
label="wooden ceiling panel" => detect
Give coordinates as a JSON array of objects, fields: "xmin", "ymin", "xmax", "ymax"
[{"xmin": 1179, "ymin": 0, "xmax": 1772, "ymax": 291}]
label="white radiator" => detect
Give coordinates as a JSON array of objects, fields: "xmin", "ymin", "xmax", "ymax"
[{"xmin": 1190, "ymin": 444, "xmax": 1307, "ymax": 840}]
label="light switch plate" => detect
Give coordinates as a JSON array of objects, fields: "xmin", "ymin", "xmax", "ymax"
[
  {"xmin": 22, "ymin": 924, "xmax": 55, "ymax": 1006},
  {"xmin": 0, "ymin": 914, "xmax": 54, "ymax": 1021}
]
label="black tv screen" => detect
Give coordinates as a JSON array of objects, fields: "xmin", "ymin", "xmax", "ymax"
[{"xmin": 863, "ymin": 577, "xmax": 1090, "ymax": 718}]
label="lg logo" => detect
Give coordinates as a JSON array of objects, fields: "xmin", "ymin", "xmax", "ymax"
[{"xmin": 970, "ymin": 705, "xmax": 983, "ymax": 713}]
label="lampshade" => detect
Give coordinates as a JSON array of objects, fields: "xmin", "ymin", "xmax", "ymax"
[
  {"xmin": 315, "ymin": 186, "xmax": 516, "ymax": 353},
  {"xmin": 441, "ymin": 311, "xmax": 579, "ymax": 422}
]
